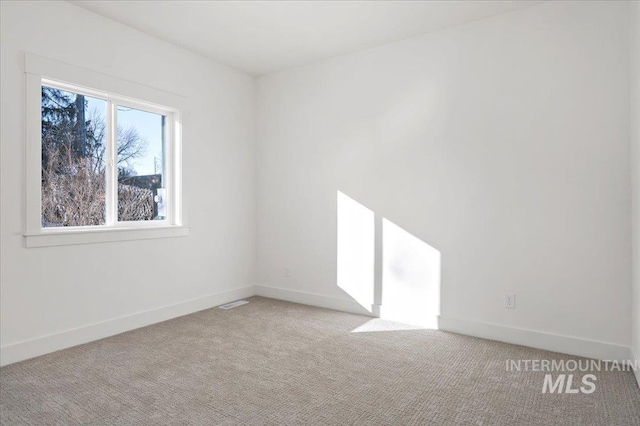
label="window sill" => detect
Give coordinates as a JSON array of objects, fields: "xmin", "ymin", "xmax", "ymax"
[{"xmin": 24, "ymin": 226, "xmax": 190, "ymax": 248}]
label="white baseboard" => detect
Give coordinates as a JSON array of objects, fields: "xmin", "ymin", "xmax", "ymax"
[
  {"xmin": 2, "ymin": 283, "xmax": 633, "ymax": 368},
  {"xmin": 632, "ymin": 347, "xmax": 640, "ymax": 388},
  {"xmin": 431, "ymin": 316, "xmax": 630, "ymax": 362},
  {"xmin": 0, "ymin": 285, "xmax": 256, "ymax": 367},
  {"xmin": 255, "ymin": 285, "xmax": 631, "ymax": 362},
  {"xmin": 254, "ymin": 285, "xmax": 375, "ymax": 317}
]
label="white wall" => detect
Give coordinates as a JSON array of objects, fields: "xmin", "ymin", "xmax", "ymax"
[
  {"xmin": 631, "ymin": 0, "xmax": 640, "ymax": 383},
  {"xmin": 256, "ymin": 1, "xmax": 632, "ymax": 358},
  {"xmin": 0, "ymin": 1, "xmax": 256, "ymax": 364}
]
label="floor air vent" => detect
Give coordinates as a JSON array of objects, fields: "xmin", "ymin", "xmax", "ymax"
[{"xmin": 219, "ymin": 300, "xmax": 249, "ymax": 310}]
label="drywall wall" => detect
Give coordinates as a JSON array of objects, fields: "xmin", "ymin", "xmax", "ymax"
[
  {"xmin": 632, "ymin": 0, "xmax": 640, "ymax": 383},
  {"xmin": 256, "ymin": 1, "xmax": 632, "ymax": 358},
  {"xmin": 0, "ymin": 1, "xmax": 256, "ymax": 364}
]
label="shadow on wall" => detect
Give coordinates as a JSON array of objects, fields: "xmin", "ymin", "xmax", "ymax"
[{"xmin": 337, "ymin": 191, "xmax": 441, "ymax": 330}]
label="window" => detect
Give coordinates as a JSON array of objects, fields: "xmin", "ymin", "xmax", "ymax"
[
  {"xmin": 41, "ymin": 82, "xmax": 172, "ymax": 228},
  {"xmin": 25, "ymin": 54, "xmax": 187, "ymax": 247}
]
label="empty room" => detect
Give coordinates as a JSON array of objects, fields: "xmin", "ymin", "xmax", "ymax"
[{"xmin": 1, "ymin": 0, "xmax": 640, "ymax": 424}]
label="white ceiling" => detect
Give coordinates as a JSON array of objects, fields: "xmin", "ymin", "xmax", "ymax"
[{"xmin": 71, "ymin": 1, "xmax": 543, "ymax": 76}]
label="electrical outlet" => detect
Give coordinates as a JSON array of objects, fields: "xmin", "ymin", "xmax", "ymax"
[
  {"xmin": 284, "ymin": 267, "xmax": 290, "ymax": 278},
  {"xmin": 505, "ymin": 294, "xmax": 515, "ymax": 309}
]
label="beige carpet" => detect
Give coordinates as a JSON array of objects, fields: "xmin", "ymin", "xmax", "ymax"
[{"xmin": 1, "ymin": 297, "xmax": 639, "ymax": 425}]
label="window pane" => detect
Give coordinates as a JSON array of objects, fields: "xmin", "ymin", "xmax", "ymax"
[
  {"xmin": 41, "ymin": 86, "xmax": 107, "ymax": 227},
  {"xmin": 116, "ymin": 106, "xmax": 166, "ymax": 221}
]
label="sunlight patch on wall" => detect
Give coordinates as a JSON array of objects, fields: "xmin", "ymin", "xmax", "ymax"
[
  {"xmin": 337, "ymin": 191, "xmax": 375, "ymax": 311},
  {"xmin": 381, "ymin": 218, "xmax": 440, "ymax": 328}
]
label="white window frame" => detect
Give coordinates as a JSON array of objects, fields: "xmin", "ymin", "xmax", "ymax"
[{"xmin": 24, "ymin": 54, "xmax": 189, "ymax": 247}]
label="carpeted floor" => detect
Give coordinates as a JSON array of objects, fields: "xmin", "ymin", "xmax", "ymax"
[{"xmin": 1, "ymin": 297, "xmax": 639, "ymax": 425}]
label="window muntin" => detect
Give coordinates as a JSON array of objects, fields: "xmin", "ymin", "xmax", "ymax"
[{"xmin": 40, "ymin": 79, "xmax": 176, "ymax": 230}]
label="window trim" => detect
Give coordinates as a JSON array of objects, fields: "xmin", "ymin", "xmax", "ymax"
[{"xmin": 24, "ymin": 53, "xmax": 188, "ymax": 247}]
